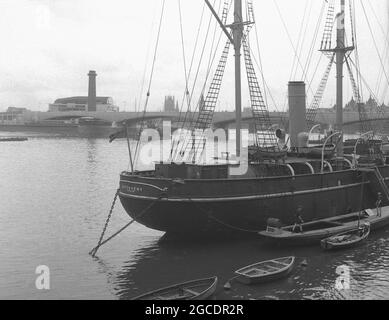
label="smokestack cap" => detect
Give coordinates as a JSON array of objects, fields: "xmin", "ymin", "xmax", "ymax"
[{"xmin": 288, "ymin": 81, "xmax": 305, "ymax": 86}]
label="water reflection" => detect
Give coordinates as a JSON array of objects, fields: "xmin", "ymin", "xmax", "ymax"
[
  {"xmin": 1, "ymin": 136, "xmax": 389, "ymax": 300},
  {"xmin": 112, "ymin": 230, "xmax": 389, "ymax": 300},
  {"xmin": 86, "ymin": 139, "xmax": 98, "ymax": 165}
]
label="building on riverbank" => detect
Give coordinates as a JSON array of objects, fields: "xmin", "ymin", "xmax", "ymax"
[{"xmin": 49, "ymin": 97, "xmax": 119, "ymax": 113}]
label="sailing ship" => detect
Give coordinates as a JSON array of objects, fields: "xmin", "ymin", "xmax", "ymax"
[{"xmin": 117, "ymin": 0, "xmax": 389, "ymax": 237}]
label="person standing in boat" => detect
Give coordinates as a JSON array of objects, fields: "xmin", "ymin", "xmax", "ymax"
[
  {"xmin": 376, "ymin": 192, "xmax": 382, "ymax": 217},
  {"xmin": 292, "ymin": 206, "xmax": 304, "ymax": 233}
]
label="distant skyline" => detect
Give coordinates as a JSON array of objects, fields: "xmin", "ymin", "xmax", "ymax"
[{"xmin": 0, "ymin": 0, "xmax": 388, "ymax": 112}]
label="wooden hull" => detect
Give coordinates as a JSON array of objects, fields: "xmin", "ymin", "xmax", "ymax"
[
  {"xmin": 236, "ymin": 268, "xmax": 293, "ymax": 285},
  {"xmin": 0, "ymin": 137, "xmax": 28, "ymax": 142},
  {"xmin": 118, "ymin": 167, "xmax": 389, "ymax": 236},
  {"xmin": 132, "ymin": 277, "xmax": 218, "ymax": 300},
  {"xmin": 235, "ymin": 257, "xmax": 295, "ymax": 285},
  {"xmin": 321, "ymin": 225, "xmax": 370, "ymax": 250},
  {"xmin": 259, "ymin": 209, "xmax": 389, "ymax": 247}
]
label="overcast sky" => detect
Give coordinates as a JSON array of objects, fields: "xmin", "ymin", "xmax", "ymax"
[{"xmin": 0, "ymin": 0, "xmax": 388, "ymax": 112}]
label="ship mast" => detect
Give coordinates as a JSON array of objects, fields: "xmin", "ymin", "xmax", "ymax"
[
  {"xmin": 335, "ymin": 0, "xmax": 346, "ymax": 158},
  {"xmin": 233, "ymin": 0, "xmax": 243, "ymax": 157},
  {"xmin": 205, "ymin": 0, "xmax": 244, "ymax": 157},
  {"xmin": 205, "ymin": 0, "xmax": 280, "ymax": 159},
  {"xmin": 319, "ymin": 0, "xmax": 355, "ymax": 157}
]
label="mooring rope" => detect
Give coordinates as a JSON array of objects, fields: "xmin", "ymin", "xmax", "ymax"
[
  {"xmin": 208, "ymin": 214, "xmax": 263, "ymax": 234},
  {"xmin": 90, "ymin": 187, "xmax": 266, "ymax": 257},
  {"xmin": 90, "ymin": 190, "xmax": 165, "ymax": 257},
  {"xmin": 185, "ymin": 195, "xmax": 263, "ymax": 234},
  {"xmin": 90, "ymin": 189, "xmax": 120, "ymax": 257}
]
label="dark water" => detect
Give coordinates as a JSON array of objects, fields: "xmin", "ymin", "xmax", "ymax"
[{"xmin": 1, "ymin": 133, "xmax": 389, "ymax": 300}]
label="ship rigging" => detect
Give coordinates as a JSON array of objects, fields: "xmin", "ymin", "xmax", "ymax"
[{"xmin": 114, "ymin": 0, "xmax": 389, "ymax": 237}]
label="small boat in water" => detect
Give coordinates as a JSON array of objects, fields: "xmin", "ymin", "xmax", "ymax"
[
  {"xmin": 132, "ymin": 277, "xmax": 218, "ymax": 300},
  {"xmin": 0, "ymin": 137, "xmax": 28, "ymax": 142},
  {"xmin": 258, "ymin": 207, "xmax": 389, "ymax": 246},
  {"xmin": 321, "ymin": 223, "xmax": 370, "ymax": 251},
  {"xmin": 235, "ymin": 257, "xmax": 295, "ymax": 285}
]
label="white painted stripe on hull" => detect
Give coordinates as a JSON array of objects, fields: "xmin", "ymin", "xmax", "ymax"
[
  {"xmin": 120, "ymin": 181, "xmax": 168, "ymax": 192},
  {"xmin": 119, "ymin": 181, "xmax": 369, "ymax": 203}
]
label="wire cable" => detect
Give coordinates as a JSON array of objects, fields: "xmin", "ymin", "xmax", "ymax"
[{"xmin": 133, "ymin": 0, "xmax": 166, "ymax": 166}]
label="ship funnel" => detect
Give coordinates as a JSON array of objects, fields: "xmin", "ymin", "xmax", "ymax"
[
  {"xmin": 288, "ymin": 81, "xmax": 307, "ymax": 150},
  {"xmin": 88, "ymin": 70, "xmax": 97, "ymax": 112}
]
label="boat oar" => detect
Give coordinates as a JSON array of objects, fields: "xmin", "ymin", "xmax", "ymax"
[{"xmin": 224, "ymin": 276, "xmax": 239, "ymax": 290}]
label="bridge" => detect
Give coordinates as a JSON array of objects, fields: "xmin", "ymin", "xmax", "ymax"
[
  {"xmin": 4, "ymin": 110, "xmax": 299, "ymax": 124},
  {"xmin": 5, "ymin": 109, "xmax": 389, "ymax": 130},
  {"xmin": 341, "ymin": 117, "xmax": 389, "ymax": 126}
]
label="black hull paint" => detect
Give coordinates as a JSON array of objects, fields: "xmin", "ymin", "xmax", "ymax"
[{"xmin": 118, "ymin": 167, "xmax": 389, "ymax": 236}]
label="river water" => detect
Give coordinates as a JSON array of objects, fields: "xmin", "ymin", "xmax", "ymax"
[{"xmin": 1, "ymin": 132, "xmax": 389, "ymax": 300}]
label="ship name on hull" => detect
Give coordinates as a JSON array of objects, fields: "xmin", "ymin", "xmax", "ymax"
[{"xmin": 123, "ymin": 185, "xmax": 143, "ymax": 194}]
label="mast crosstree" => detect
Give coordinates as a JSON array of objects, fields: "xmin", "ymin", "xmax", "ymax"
[
  {"xmin": 315, "ymin": 0, "xmax": 374, "ymax": 141},
  {"xmin": 318, "ymin": 0, "xmax": 352, "ymax": 157}
]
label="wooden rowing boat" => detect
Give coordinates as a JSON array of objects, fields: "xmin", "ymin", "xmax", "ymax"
[
  {"xmin": 235, "ymin": 257, "xmax": 295, "ymax": 285},
  {"xmin": 321, "ymin": 223, "xmax": 370, "ymax": 250},
  {"xmin": 132, "ymin": 277, "xmax": 218, "ymax": 300},
  {"xmin": 0, "ymin": 137, "xmax": 28, "ymax": 142},
  {"xmin": 258, "ymin": 207, "xmax": 389, "ymax": 246}
]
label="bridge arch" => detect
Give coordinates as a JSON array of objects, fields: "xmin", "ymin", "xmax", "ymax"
[{"xmin": 119, "ymin": 115, "xmax": 182, "ymax": 126}]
